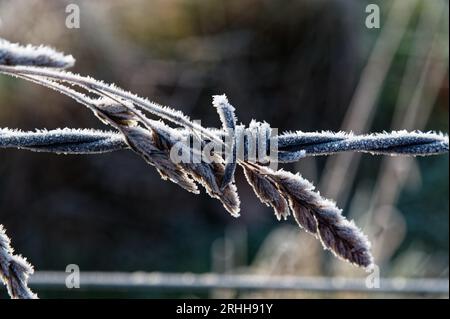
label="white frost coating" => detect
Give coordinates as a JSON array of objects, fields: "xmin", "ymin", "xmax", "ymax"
[
  {"xmin": 212, "ymin": 94, "xmax": 238, "ymax": 189},
  {"xmin": 1, "ymin": 127, "xmax": 448, "ymax": 157},
  {"xmin": 278, "ymin": 130, "xmax": 449, "ymax": 156},
  {"xmin": 212, "ymin": 94, "xmax": 236, "ymax": 111},
  {"xmin": 0, "ymin": 225, "xmax": 37, "ymax": 299},
  {"xmin": 0, "ymin": 38, "xmax": 75, "ymax": 69},
  {"xmin": 0, "ymin": 127, "xmax": 127, "ymax": 154},
  {"xmin": 212, "ymin": 94, "xmax": 237, "ymax": 129}
]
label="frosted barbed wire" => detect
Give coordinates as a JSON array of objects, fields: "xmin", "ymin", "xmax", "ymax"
[
  {"xmin": 1, "ymin": 128, "xmax": 447, "ymax": 159},
  {"xmin": 0, "ymin": 225, "xmax": 37, "ymax": 299},
  {"xmin": 278, "ymin": 130, "xmax": 449, "ymax": 158},
  {"xmin": 0, "ymin": 128, "xmax": 127, "ymax": 154},
  {"xmin": 0, "ymin": 38, "xmax": 75, "ymax": 69}
]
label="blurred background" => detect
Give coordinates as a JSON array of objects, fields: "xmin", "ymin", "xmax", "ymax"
[{"xmin": 0, "ymin": 0, "xmax": 448, "ymax": 298}]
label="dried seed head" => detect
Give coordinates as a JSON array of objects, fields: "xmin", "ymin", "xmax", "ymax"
[
  {"xmin": 122, "ymin": 126, "xmax": 199, "ymax": 194},
  {"xmin": 242, "ymin": 164, "xmax": 289, "ymax": 221},
  {"xmin": 184, "ymin": 158, "xmax": 241, "ymax": 217},
  {"xmin": 243, "ymin": 164, "xmax": 373, "ymax": 269},
  {"xmin": 93, "ymin": 98, "xmax": 139, "ymax": 127},
  {"xmin": 91, "ymin": 98, "xmax": 200, "ymax": 194},
  {"xmin": 289, "ymin": 200, "xmax": 317, "ymax": 233},
  {"xmin": 315, "ymin": 213, "xmax": 373, "ymax": 269},
  {"xmin": 211, "ymin": 161, "xmax": 241, "ymax": 216}
]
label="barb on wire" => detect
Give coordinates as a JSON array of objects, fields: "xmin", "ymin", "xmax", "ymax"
[{"xmin": 0, "ymin": 38, "xmax": 449, "ymax": 298}]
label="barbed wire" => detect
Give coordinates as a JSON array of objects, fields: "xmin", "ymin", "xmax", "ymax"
[
  {"xmin": 0, "ymin": 128, "xmax": 126, "ymax": 154},
  {"xmin": 1, "ymin": 127, "xmax": 448, "ymax": 159}
]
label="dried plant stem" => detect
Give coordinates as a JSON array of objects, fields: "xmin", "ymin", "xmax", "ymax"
[
  {"xmin": 0, "ymin": 225, "xmax": 37, "ymax": 299},
  {"xmin": 0, "ymin": 65, "xmax": 221, "ymax": 144}
]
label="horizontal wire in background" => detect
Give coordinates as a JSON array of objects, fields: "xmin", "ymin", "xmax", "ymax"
[{"xmin": 20, "ymin": 271, "xmax": 449, "ymax": 295}]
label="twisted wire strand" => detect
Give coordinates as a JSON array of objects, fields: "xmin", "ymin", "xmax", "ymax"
[
  {"xmin": 0, "ymin": 128, "xmax": 127, "ymax": 154},
  {"xmin": 278, "ymin": 130, "xmax": 449, "ymax": 157},
  {"xmin": 1, "ymin": 127, "xmax": 448, "ymax": 159}
]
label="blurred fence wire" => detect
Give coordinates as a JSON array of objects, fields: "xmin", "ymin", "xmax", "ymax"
[{"xmin": 15, "ymin": 271, "xmax": 449, "ymax": 296}]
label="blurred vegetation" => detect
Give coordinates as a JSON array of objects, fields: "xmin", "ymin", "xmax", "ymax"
[{"xmin": 0, "ymin": 0, "xmax": 448, "ymax": 298}]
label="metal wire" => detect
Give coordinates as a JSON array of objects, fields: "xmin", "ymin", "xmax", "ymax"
[
  {"xmin": 0, "ymin": 128, "xmax": 127, "ymax": 154},
  {"xmin": 1, "ymin": 128, "xmax": 448, "ymax": 159},
  {"xmin": 25, "ymin": 271, "xmax": 449, "ymax": 295}
]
